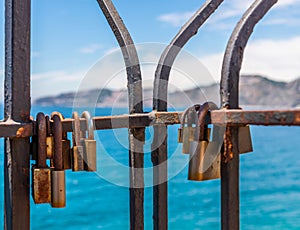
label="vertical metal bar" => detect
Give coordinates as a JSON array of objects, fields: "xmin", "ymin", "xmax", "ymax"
[
  {"xmin": 96, "ymin": 1, "xmax": 145, "ymax": 229},
  {"xmin": 4, "ymin": 0, "xmax": 31, "ymax": 229},
  {"xmin": 220, "ymin": 1, "xmax": 277, "ymax": 229},
  {"xmin": 152, "ymin": 1, "xmax": 223, "ymax": 229}
]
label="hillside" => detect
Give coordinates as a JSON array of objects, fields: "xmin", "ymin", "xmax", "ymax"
[{"xmin": 34, "ymin": 75, "xmax": 300, "ymax": 108}]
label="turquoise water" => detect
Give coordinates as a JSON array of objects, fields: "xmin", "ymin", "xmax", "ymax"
[{"xmin": 0, "ymin": 106, "xmax": 300, "ymax": 229}]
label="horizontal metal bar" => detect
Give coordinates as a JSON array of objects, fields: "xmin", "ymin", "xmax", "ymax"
[
  {"xmin": 0, "ymin": 120, "xmax": 34, "ymax": 138},
  {"xmin": 1, "ymin": 109, "xmax": 300, "ymax": 138},
  {"xmin": 211, "ymin": 109, "xmax": 300, "ymax": 126}
]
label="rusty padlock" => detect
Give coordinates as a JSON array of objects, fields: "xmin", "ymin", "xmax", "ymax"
[
  {"xmin": 45, "ymin": 115, "xmax": 54, "ymax": 161},
  {"xmin": 188, "ymin": 102, "xmax": 220, "ymax": 181},
  {"xmin": 51, "ymin": 115, "xmax": 66, "ymax": 208},
  {"xmin": 51, "ymin": 112, "xmax": 72, "ymax": 170},
  {"xmin": 32, "ymin": 112, "xmax": 51, "ymax": 204},
  {"xmin": 81, "ymin": 111, "xmax": 97, "ymax": 172},
  {"xmin": 71, "ymin": 112, "xmax": 84, "ymax": 171}
]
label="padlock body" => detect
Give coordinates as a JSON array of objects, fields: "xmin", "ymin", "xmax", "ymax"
[
  {"xmin": 46, "ymin": 136, "xmax": 54, "ymax": 159},
  {"xmin": 51, "ymin": 170, "xmax": 66, "ymax": 208},
  {"xmin": 188, "ymin": 141, "xmax": 220, "ymax": 181},
  {"xmin": 71, "ymin": 146, "xmax": 84, "ymax": 171},
  {"xmin": 182, "ymin": 127, "xmax": 193, "ymax": 154},
  {"xmin": 239, "ymin": 125, "xmax": 253, "ymax": 154},
  {"xmin": 62, "ymin": 139, "xmax": 71, "ymax": 170},
  {"xmin": 82, "ymin": 139, "xmax": 97, "ymax": 172},
  {"xmin": 32, "ymin": 166, "xmax": 51, "ymax": 204}
]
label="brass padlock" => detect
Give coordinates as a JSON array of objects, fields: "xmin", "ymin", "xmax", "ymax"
[
  {"xmin": 81, "ymin": 111, "xmax": 97, "ymax": 172},
  {"xmin": 51, "ymin": 115, "xmax": 66, "ymax": 208},
  {"xmin": 32, "ymin": 112, "xmax": 51, "ymax": 204},
  {"xmin": 71, "ymin": 112, "xmax": 84, "ymax": 171},
  {"xmin": 239, "ymin": 125, "xmax": 253, "ymax": 154},
  {"xmin": 188, "ymin": 102, "xmax": 220, "ymax": 181},
  {"xmin": 51, "ymin": 112, "xmax": 72, "ymax": 170}
]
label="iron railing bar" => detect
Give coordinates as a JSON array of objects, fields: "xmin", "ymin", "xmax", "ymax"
[
  {"xmin": 220, "ymin": 0, "xmax": 278, "ymax": 229},
  {"xmin": 4, "ymin": 0, "xmax": 31, "ymax": 229},
  {"xmin": 152, "ymin": 2, "xmax": 224, "ymax": 228},
  {"xmin": 96, "ymin": 1, "xmax": 145, "ymax": 229},
  {"xmin": 1, "ymin": 109, "xmax": 300, "ymax": 138}
]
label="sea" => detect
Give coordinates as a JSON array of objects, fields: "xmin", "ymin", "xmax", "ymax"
[{"xmin": 0, "ymin": 105, "xmax": 300, "ymax": 229}]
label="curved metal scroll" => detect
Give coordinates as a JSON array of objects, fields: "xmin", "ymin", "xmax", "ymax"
[
  {"xmin": 220, "ymin": 0, "xmax": 278, "ymax": 109},
  {"xmin": 219, "ymin": 1, "xmax": 277, "ymax": 229},
  {"xmin": 151, "ymin": 1, "xmax": 224, "ymax": 229},
  {"xmin": 97, "ymin": 0, "xmax": 143, "ymax": 114},
  {"xmin": 96, "ymin": 1, "xmax": 145, "ymax": 229},
  {"xmin": 153, "ymin": 0, "xmax": 224, "ymax": 111}
]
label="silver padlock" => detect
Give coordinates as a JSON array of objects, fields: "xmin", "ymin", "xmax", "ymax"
[
  {"xmin": 71, "ymin": 112, "xmax": 84, "ymax": 171},
  {"xmin": 51, "ymin": 114, "xmax": 66, "ymax": 208},
  {"xmin": 81, "ymin": 111, "xmax": 97, "ymax": 172},
  {"xmin": 181, "ymin": 105, "xmax": 199, "ymax": 154}
]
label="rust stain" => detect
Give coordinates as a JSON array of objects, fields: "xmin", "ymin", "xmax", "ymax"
[
  {"xmin": 223, "ymin": 126, "xmax": 233, "ymax": 163},
  {"xmin": 16, "ymin": 124, "xmax": 31, "ymax": 138}
]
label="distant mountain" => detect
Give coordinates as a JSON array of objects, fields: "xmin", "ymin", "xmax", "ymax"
[{"xmin": 34, "ymin": 75, "xmax": 300, "ymax": 108}]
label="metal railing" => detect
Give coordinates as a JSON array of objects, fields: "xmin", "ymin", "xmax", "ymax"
[{"xmin": 3, "ymin": 0, "xmax": 300, "ymax": 229}]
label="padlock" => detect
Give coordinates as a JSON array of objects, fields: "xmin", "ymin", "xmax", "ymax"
[
  {"xmin": 51, "ymin": 112, "xmax": 72, "ymax": 170},
  {"xmin": 80, "ymin": 111, "xmax": 97, "ymax": 172},
  {"xmin": 51, "ymin": 114, "xmax": 66, "ymax": 208},
  {"xmin": 71, "ymin": 112, "xmax": 84, "ymax": 171},
  {"xmin": 239, "ymin": 125, "xmax": 253, "ymax": 154},
  {"xmin": 32, "ymin": 112, "xmax": 51, "ymax": 204},
  {"xmin": 181, "ymin": 106, "xmax": 198, "ymax": 154},
  {"xmin": 45, "ymin": 115, "xmax": 54, "ymax": 160},
  {"xmin": 188, "ymin": 102, "xmax": 220, "ymax": 181}
]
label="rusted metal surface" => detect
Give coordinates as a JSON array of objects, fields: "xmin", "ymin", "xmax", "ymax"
[
  {"xmin": 32, "ymin": 113, "xmax": 51, "ymax": 204},
  {"xmin": 152, "ymin": 1, "xmax": 224, "ymax": 228},
  {"xmin": 0, "ymin": 121, "xmax": 33, "ymax": 138},
  {"xmin": 96, "ymin": 1, "xmax": 145, "ymax": 228},
  {"xmin": 36, "ymin": 113, "xmax": 47, "ymax": 168},
  {"xmin": 220, "ymin": 1, "xmax": 278, "ymax": 229},
  {"xmin": 211, "ymin": 109, "xmax": 300, "ymax": 126},
  {"xmin": 153, "ymin": 0, "xmax": 224, "ymax": 111},
  {"xmin": 52, "ymin": 115, "xmax": 63, "ymax": 171},
  {"xmin": 0, "ymin": 109, "xmax": 300, "ymax": 138},
  {"xmin": 220, "ymin": 0, "xmax": 278, "ymax": 108},
  {"xmin": 4, "ymin": 0, "xmax": 31, "ymax": 229},
  {"xmin": 198, "ymin": 102, "xmax": 218, "ymax": 141}
]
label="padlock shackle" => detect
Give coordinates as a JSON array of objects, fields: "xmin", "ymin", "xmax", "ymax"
[
  {"xmin": 180, "ymin": 104, "xmax": 200, "ymax": 128},
  {"xmin": 45, "ymin": 115, "xmax": 51, "ymax": 137},
  {"xmin": 51, "ymin": 112, "xmax": 67, "ymax": 138},
  {"xmin": 72, "ymin": 112, "xmax": 81, "ymax": 147},
  {"xmin": 81, "ymin": 111, "xmax": 95, "ymax": 140},
  {"xmin": 36, "ymin": 112, "xmax": 47, "ymax": 168},
  {"xmin": 52, "ymin": 115, "xmax": 63, "ymax": 171},
  {"xmin": 197, "ymin": 102, "xmax": 218, "ymax": 141}
]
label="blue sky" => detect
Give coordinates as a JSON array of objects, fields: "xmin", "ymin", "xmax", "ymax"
[{"xmin": 0, "ymin": 0, "xmax": 300, "ymax": 100}]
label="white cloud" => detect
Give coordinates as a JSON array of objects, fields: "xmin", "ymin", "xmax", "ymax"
[
  {"xmin": 79, "ymin": 44, "xmax": 102, "ymax": 54},
  {"xmin": 157, "ymin": 11, "xmax": 194, "ymax": 27},
  {"xmin": 31, "ymin": 70, "xmax": 87, "ymax": 99},
  {"xmin": 275, "ymin": 0, "xmax": 300, "ymax": 8},
  {"xmin": 157, "ymin": 0, "xmax": 300, "ymax": 29},
  {"xmin": 201, "ymin": 36, "xmax": 300, "ymax": 82},
  {"xmin": 32, "ymin": 52, "xmax": 40, "ymax": 58}
]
